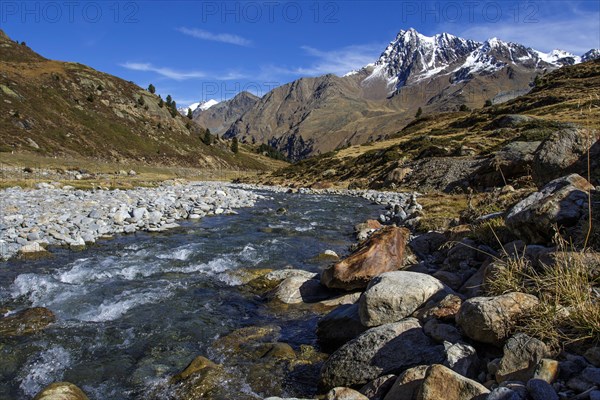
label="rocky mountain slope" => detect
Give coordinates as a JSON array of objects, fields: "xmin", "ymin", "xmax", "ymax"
[
  {"xmin": 224, "ymin": 28, "xmax": 598, "ymax": 160},
  {"xmin": 260, "ymin": 58, "xmax": 600, "ymax": 192},
  {"xmin": 192, "ymin": 91, "xmax": 259, "ymax": 136},
  {"xmin": 0, "ymin": 30, "xmax": 278, "ymax": 171}
]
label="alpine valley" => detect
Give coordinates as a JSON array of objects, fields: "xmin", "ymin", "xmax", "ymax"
[{"xmin": 197, "ymin": 28, "xmax": 599, "ymax": 160}]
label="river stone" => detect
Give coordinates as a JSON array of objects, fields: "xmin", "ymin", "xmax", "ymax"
[
  {"xmin": 533, "ymin": 358, "xmax": 559, "ymax": 383},
  {"xmin": 326, "ymin": 387, "xmax": 369, "ymax": 400},
  {"xmin": 487, "ymin": 387, "xmax": 521, "ymax": 400},
  {"xmin": 359, "ymin": 374, "xmax": 396, "ymax": 400},
  {"xmin": 359, "ymin": 271, "xmax": 449, "ymax": 327},
  {"xmin": 443, "ymin": 342, "xmax": 479, "ymax": 377},
  {"xmin": 526, "ymin": 378, "xmax": 558, "ymax": 400},
  {"xmin": 423, "ymin": 319, "xmax": 462, "ymax": 343},
  {"xmin": 417, "ymin": 364, "xmax": 490, "ymax": 400},
  {"xmin": 0, "ymin": 307, "xmax": 56, "ymax": 337},
  {"xmin": 585, "ymin": 347, "xmax": 600, "ymax": 367},
  {"xmin": 317, "ymin": 304, "xmax": 368, "ymax": 352},
  {"xmin": 18, "ymin": 242, "xmax": 46, "ymax": 254},
  {"xmin": 270, "ymin": 276, "xmax": 332, "ymax": 304},
  {"xmin": 505, "ymin": 174, "xmax": 594, "ymax": 244},
  {"xmin": 319, "ymin": 318, "xmax": 444, "ymax": 390},
  {"xmin": 413, "ymin": 293, "xmax": 462, "ymax": 323},
  {"xmin": 383, "ymin": 365, "xmax": 429, "ymax": 400},
  {"xmin": 321, "ymin": 226, "xmax": 410, "ymax": 291},
  {"xmin": 456, "ymin": 292, "xmax": 539, "ymax": 346},
  {"xmin": 355, "ymin": 219, "xmax": 383, "ymax": 241},
  {"xmin": 170, "ymin": 356, "xmax": 228, "ymax": 400},
  {"xmin": 496, "ymin": 333, "xmax": 548, "ymax": 383},
  {"xmin": 33, "ymin": 382, "xmax": 89, "ymax": 400}
]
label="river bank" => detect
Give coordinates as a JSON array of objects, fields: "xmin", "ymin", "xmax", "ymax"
[{"xmin": 0, "ymin": 182, "xmax": 419, "ymax": 261}]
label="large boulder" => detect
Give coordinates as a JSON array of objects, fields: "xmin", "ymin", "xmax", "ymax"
[
  {"xmin": 317, "ymin": 304, "xmax": 367, "ymax": 352},
  {"xmin": 321, "ymin": 226, "xmax": 409, "ymax": 291},
  {"xmin": 319, "ymin": 318, "xmax": 444, "ymax": 390},
  {"xmin": 417, "ymin": 364, "xmax": 489, "ymax": 400},
  {"xmin": 532, "ymin": 127, "xmax": 600, "ymax": 185},
  {"xmin": 475, "ymin": 141, "xmax": 541, "ymax": 187},
  {"xmin": 33, "ymin": 382, "xmax": 89, "ymax": 400},
  {"xmin": 505, "ymin": 174, "xmax": 594, "ymax": 244},
  {"xmin": 358, "ymin": 271, "xmax": 449, "ymax": 327},
  {"xmin": 0, "ymin": 307, "xmax": 55, "ymax": 338},
  {"xmin": 455, "ymin": 292, "xmax": 539, "ymax": 346}
]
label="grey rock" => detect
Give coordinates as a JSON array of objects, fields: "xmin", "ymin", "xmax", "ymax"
[
  {"xmin": 319, "ymin": 318, "xmax": 444, "ymax": 390},
  {"xmin": 527, "ymin": 378, "xmax": 558, "ymax": 400},
  {"xmin": 456, "ymin": 292, "xmax": 539, "ymax": 346},
  {"xmin": 496, "ymin": 333, "xmax": 548, "ymax": 383},
  {"xmin": 318, "ymin": 304, "xmax": 367, "ymax": 352},
  {"xmin": 359, "ymin": 271, "xmax": 449, "ymax": 327}
]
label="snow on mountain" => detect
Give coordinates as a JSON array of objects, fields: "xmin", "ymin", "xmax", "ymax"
[
  {"xmin": 179, "ymin": 99, "xmax": 219, "ymax": 115},
  {"xmin": 363, "ymin": 28, "xmax": 480, "ymax": 90},
  {"xmin": 356, "ymin": 28, "xmax": 594, "ymax": 93},
  {"xmin": 582, "ymin": 49, "xmax": 600, "ymax": 62}
]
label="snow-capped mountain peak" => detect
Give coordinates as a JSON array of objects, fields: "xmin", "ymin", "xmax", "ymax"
[
  {"xmin": 357, "ymin": 28, "xmax": 596, "ymax": 95},
  {"xmin": 179, "ymin": 99, "xmax": 219, "ymax": 115},
  {"xmin": 365, "ymin": 28, "xmax": 481, "ymax": 89}
]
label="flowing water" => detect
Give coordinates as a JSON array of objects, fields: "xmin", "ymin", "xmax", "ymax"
[{"xmin": 0, "ymin": 190, "xmax": 383, "ymax": 399}]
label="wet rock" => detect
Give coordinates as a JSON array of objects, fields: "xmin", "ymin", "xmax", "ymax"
[
  {"xmin": 382, "ymin": 365, "xmax": 428, "ymax": 400},
  {"xmin": 212, "ymin": 325, "xmax": 281, "ymax": 356},
  {"xmin": 526, "ymin": 378, "xmax": 558, "ymax": 400},
  {"xmin": 495, "ymin": 333, "xmax": 548, "ymax": 383},
  {"xmin": 319, "ymin": 318, "xmax": 444, "ymax": 390},
  {"xmin": 359, "ymin": 374, "xmax": 396, "ymax": 400},
  {"xmin": 170, "ymin": 356, "xmax": 228, "ymax": 400},
  {"xmin": 0, "ymin": 307, "xmax": 56, "ymax": 337},
  {"xmin": 326, "ymin": 387, "xmax": 369, "ymax": 400},
  {"xmin": 455, "ymin": 292, "xmax": 539, "ymax": 346},
  {"xmin": 246, "ymin": 269, "xmax": 316, "ymax": 294},
  {"xmin": 270, "ymin": 276, "xmax": 331, "ymax": 304},
  {"xmin": 505, "ymin": 174, "xmax": 594, "ymax": 244},
  {"xmin": 317, "ymin": 304, "xmax": 367, "ymax": 352},
  {"xmin": 33, "ymin": 382, "xmax": 89, "ymax": 400},
  {"xmin": 321, "ymin": 226, "xmax": 410, "ymax": 291},
  {"xmin": 359, "ymin": 271, "xmax": 449, "ymax": 327},
  {"xmin": 417, "ymin": 364, "xmax": 489, "ymax": 400},
  {"xmin": 318, "ymin": 292, "xmax": 361, "ymax": 308}
]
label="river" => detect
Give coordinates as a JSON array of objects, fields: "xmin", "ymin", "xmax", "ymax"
[{"xmin": 0, "ymin": 190, "xmax": 383, "ymax": 399}]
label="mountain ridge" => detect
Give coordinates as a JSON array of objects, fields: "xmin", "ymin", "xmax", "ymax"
[{"xmin": 222, "ymin": 28, "xmax": 599, "ymax": 160}]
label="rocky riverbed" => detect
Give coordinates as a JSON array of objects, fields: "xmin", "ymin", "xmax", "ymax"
[
  {"xmin": 0, "ymin": 182, "xmax": 420, "ymax": 261},
  {"xmin": 1, "ymin": 174, "xmax": 598, "ymax": 400}
]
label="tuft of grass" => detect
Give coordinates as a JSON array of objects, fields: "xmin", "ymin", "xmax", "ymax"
[{"xmin": 486, "ymin": 241, "xmax": 600, "ymax": 349}]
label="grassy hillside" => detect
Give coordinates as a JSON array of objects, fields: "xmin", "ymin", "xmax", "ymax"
[
  {"xmin": 0, "ymin": 30, "xmax": 285, "ymax": 174},
  {"xmin": 260, "ymin": 59, "xmax": 600, "ymax": 191}
]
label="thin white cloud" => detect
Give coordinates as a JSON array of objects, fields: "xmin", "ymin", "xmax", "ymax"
[
  {"xmin": 263, "ymin": 44, "xmax": 382, "ymax": 78},
  {"xmin": 120, "ymin": 62, "xmax": 247, "ymax": 81},
  {"xmin": 120, "ymin": 62, "xmax": 206, "ymax": 81},
  {"xmin": 447, "ymin": 13, "xmax": 599, "ymax": 54},
  {"xmin": 177, "ymin": 27, "xmax": 251, "ymax": 47}
]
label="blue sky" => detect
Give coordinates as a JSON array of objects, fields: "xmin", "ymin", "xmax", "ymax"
[{"xmin": 2, "ymin": 1, "xmax": 599, "ymax": 107}]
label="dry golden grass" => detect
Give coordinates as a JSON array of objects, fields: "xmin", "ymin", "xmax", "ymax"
[{"xmin": 486, "ymin": 242, "xmax": 600, "ymax": 349}]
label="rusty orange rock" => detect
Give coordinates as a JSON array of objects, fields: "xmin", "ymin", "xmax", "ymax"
[{"xmin": 321, "ymin": 226, "xmax": 410, "ymax": 291}]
